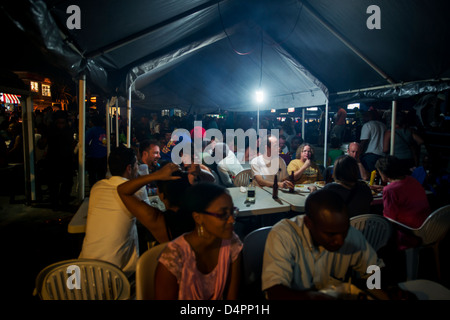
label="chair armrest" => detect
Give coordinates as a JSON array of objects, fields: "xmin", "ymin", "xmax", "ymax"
[{"xmin": 385, "ymin": 217, "xmax": 419, "ymax": 236}]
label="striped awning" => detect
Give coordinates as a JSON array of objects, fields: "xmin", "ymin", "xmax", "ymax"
[{"xmin": 1, "ymin": 93, "xmax": 21, "ymax": 104}]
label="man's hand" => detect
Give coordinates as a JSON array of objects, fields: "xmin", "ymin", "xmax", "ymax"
[{"xmin": 279, "ymin": 180, "xmax": 295, "ymax": 189}]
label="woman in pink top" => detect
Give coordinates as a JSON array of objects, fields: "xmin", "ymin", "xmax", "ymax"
[
  {"xmin": 155, "ymin": 182, "xmax": 243, "ymax": 300},
  {"xmin": 375, "ymin": 156, "xmax": 431, "ymax": 250}
]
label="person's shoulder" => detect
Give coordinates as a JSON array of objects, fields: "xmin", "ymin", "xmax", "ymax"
[
  {"xmin": 271, "ymin": 215, "xmax": 304, "ymax": 235},
  {"xmin": 287, "ymin": 159, "xmax": 301, "ymax": 166},
  {"xmin": 321, "ymin": 182, "xmax": 340, "ymax": 190},
  {"xmin": 230, "ymin": 231, "xmax": 243, "ymax": 247},
  {"xmin": 250, "ymin": 154, "xmax": 263, "ymax": 166}
]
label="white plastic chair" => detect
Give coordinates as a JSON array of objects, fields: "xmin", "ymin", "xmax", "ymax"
[
  {"xmin": 242, "ymin": 226, "xmax": 272, "ymax": 298},
  {"xmin": 350, "ymin": 214, "xmax": 392, "ymax": 252},
  {"xmin": 398, "ymin": 279, "xmax": 450, "ymax": 300},
  {"xmin": 33, "ymin": 259, "xmax": 130, "ymax": 300},
  {"xmin": 385, "ymin": 204, "xmax": 450, "ymax": 281},
  {"xmin": 135, "ymin": 243, "xmax": 167, "ymax": 300},
  {"xmin": 233, "ymin": 169, "xmax": 253, "ymax": 187}
]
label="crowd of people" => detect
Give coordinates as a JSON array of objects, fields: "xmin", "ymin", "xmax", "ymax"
[
  {"xmin": 72, "ymin": 104, "xmax": 447, "ymax": 300},
  {"xmin": 1, "ymin": 102, "xmax": 447, "ymax": 300}
]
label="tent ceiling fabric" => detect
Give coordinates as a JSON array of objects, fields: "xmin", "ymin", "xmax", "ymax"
[{"xmin": 2, "ymin": 0, "xmax": 450, "ymax": 111}]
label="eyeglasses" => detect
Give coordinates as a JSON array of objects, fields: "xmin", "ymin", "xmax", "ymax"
[{"xmin": 200, "ymin": 207, "xmax": 239, "ymax": 221}]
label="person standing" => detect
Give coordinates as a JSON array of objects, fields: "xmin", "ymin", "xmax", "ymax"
[
  {"xmin": 331, "ymin": 106, "xmax": 347, "ymax": 144},
  {"xmin": 85, "ymin": 114, "xmax": 107, "ymax": 188},
  {"xmin": 359, "ymin": 109, "xmax": 387, "ymax": 173},
  {"xmin": 44, "ymin": 110, "xmax": 76, "ymax": 210}
]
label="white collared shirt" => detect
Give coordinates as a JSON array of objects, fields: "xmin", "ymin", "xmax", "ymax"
[{"xmin": 262, "ymin": 215, "xmax": 383, "ymax": 292}]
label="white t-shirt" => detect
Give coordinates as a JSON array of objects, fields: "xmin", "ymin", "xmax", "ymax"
[
  {"xmin": 360, "ymin": 120, "xmax": 386, "ymax": 156},
  {"xmin": 79, "ymin": 176, "xmax": 146, "ymax": 276},
  {"xmin": 250, "ymin": 155, "xmax": 288, "ymax": 183},
  {"xmin": 217, "ymin": 150, "xmax": 244, "ymax": 186}
]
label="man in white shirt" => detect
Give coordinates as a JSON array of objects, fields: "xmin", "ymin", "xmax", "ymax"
[
  {"xmin": 79, "ymin": 146, "xmax": 147, "ymax": 277},
  {"xmin": 250, "ymin": 135, "xmax": 293, "ymax": 189},
  {"xmin": 215, "ymin": 142, "xmax": 243, "ymax": 187},
  {"xmin": 359, "ymin": 110, "xmax": 387, "ymax": 173},
  {"xmin": 262, "ymin": 189, "xmax": 385, "ymax": 299}
]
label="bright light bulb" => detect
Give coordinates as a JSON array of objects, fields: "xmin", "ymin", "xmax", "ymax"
[{"xmin": 255, "ymin": 90, "xmax": 264, "ymax": 104}]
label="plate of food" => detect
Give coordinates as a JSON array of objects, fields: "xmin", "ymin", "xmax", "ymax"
[
  {"xmin": 295, "ymin": 185, "xmax": 311, "ymax": 192},
  {"xmin": 314, "ymin": 181, "xmax": 326, "ymax": 187}
]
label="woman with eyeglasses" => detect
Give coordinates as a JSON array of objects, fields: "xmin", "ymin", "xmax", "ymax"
[{"xmin": 155, "ymin": 182, "xmax": 243, "ymax": 300}]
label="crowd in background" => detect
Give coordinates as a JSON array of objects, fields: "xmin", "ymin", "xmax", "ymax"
[{"xmin": 1, "ymin": 100, "xmax": 450, "ymax": 208}]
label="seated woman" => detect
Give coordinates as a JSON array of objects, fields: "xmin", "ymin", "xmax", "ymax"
[
  {"xmin": 117, "ymin": 162, "xmax": 194, "ymax": 244},
  {"xmin": 155, "ymin": 182, "xmax": 243, "ymax": 300},
  {"xmin": 287, "ymin": 143, "xmax": 323, "ymax": 184},
  {"xmin": 375, "ymin": 155, "xmax": 431, "ymax": 250},
  {"xmin": 321, "ymin": 155, "xmax": 373, "ymax": 218}
]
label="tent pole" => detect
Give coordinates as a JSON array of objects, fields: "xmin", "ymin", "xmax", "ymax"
[
  {"xmin": 302, "ymin": 107, "xmax": 306, "ymax": 142},
  {"xmin": 127, "ymin": 89, "xmax": 131, "ymax": 148},
  {"xmin": 106, "ymin": 99, "xmax": 111, "ymax": 160},
  {"xmin": 115, "ymin": 99, "xmax": 119, "ymax": 147},
  {"xmin": 22, "ymin": 95, "xmax": 36, "ymax": 204},
  {"xmin": 78, "ymin": 74, "xmax": 86, "ymax": 201},
  {"xmin": 324, "ymin": 100, "xmax": 329, "ymax": 167},
  {"xmin": 257, "ymin": 105, "xmax": 260, "ymax": 135},
  {"xmin": 390, "ymin": 100, "xmax": 397, "ymax": 155}
]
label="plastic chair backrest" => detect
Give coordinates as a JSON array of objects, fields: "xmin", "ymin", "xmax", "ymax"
[
  {"xmin": 233, "ymin": 169, "xmax": 253, "ymax": 187},
  {"xmin": 350, "ymin": 214, "xmax": 392, "ymax": 251},
  {"xmin": 415, "ymin": 205, "xmax": 450, "ymax": 245},
  {"xmin": 136, "ymin": 243, "xmax": 167, "ymax": 300},
  {"xmin": 33, "ymin": 259, "xmax": 130, "ymax": 300},
  {"xmin": 242, "ymin": 226, "xmax": 272, "ymax": 287}
]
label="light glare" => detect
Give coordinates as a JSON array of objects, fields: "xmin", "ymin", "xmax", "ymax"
[{"xmin": 255, "ymin": 90, "xmax": 264, "ymax": 104}]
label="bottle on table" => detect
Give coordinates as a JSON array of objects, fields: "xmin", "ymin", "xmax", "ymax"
[
  {"xmin": 369, "ymin": 170, "xmax": 376, "ymax": 186},
  {"xmin": 272, "ymin": 169, "xmax": 280, "ymax": 199},
  {"xmin": 246, "ymin": 178, "xmax": 255, "ymax": 204},
  {"xmin": 289, "ymin": 171, "xmax": 295, "ymax": 193}
]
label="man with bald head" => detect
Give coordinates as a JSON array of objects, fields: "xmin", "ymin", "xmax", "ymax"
[
  {"xmin": 262, "ymin": 189, "xmax": 384, "ymax": 300},
  {"xmin": 347, "ymin": 142, "xmax": 370, "ymax": 181}
]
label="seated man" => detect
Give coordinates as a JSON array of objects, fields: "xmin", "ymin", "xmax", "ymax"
[
  {"xmin": 262, "ymin": 189, "xmax": 386, "ymax": 300},
  {"xmin": 251, "ymin": 134, "xmax": 294, "ymax": 189},
  {"xmin": 215, "ymin": 142, "xmax": 243, "ymax": 187},
  {"xmin": 79, "ymin": 145, "xmax": 146, "ymax": 277},
  {"xmin": 347, "ymin": 142, "xmax": 370, "ymax": 181},
  {"xmin": 138, "ymin": 139, "xmax": 162, "ymax": 196}
]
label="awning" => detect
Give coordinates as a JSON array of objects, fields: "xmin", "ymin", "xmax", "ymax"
[{"xmin": 1, "ymin": 93, "xmax": 21, "ymax": 104}]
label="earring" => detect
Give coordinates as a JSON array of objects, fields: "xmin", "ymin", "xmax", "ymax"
[{"xmin": 197, "ymin": 224, "xmax": 204, "ymax": 238}]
